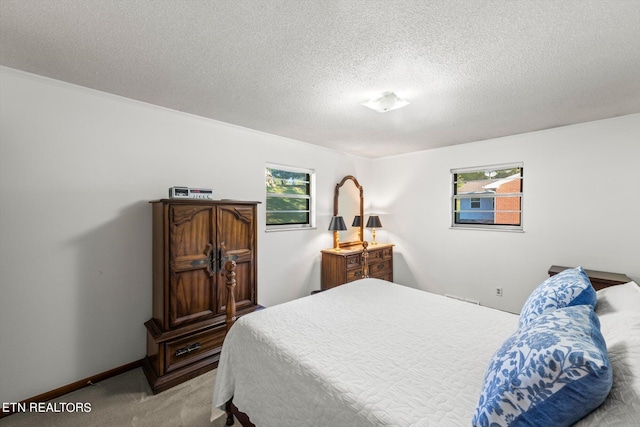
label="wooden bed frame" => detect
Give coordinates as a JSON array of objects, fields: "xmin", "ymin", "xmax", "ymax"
[
  {"xmin": 220, "ymin": 243, "xmax": 372, "ymax": 426},
  {"xmin": 220, "ymin": 260, "xmax": 632, "ymax": 427},
  {"xmin": 547, "ymin": 265, "xmax": 632, "ymax": 291}
]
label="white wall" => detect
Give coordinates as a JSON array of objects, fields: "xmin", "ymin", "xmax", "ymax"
[
  {"xmin": 0, "ymin": 68, "xmax": 370, "ymax": 403},
  {"xmin": 370, "ymin": 113, "xmax": 640, "ymax": 314},
  {"xmin": 2, "ymin": 66, "xmax": 639, "ymax": 405}
]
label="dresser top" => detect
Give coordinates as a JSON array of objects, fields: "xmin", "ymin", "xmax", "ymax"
[
  {"xmin": 321, "ymin": 242, "xmax": 394, "ymax": 256},
  {"xmin": 150, "ymin": 199, "xmax": 261, "ymax": 205}
]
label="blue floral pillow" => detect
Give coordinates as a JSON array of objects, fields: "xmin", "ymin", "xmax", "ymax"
[
  {"xmin": 473, "ymin": 305, "xmax": 612, "ymax": 427},
  {"xmin": 519, "ymin": 266, "xmax": 595, "ymax": 328}
]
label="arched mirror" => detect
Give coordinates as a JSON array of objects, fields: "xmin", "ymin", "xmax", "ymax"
[{"xmin": 334, "ymin": 175, "xmax": 364, "ymax": 248}]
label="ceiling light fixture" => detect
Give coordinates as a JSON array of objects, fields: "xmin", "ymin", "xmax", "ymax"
[{"xmin": 361, "ymin": 91, "xmax": 409, "ymax": 113}]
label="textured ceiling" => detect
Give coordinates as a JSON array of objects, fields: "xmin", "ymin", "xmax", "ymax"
[{"xmin": 2, "ymin": 0, "xmax": 640, "ymax": 158}]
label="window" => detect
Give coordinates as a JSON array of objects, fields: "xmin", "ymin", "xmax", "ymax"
[
  {"xmin": 266, "ymin": 164, "xmax": 315, "ymax": 230},
  {"xmin": 452, "ymin": 163, "xmax": 523, "ymax": 231}
]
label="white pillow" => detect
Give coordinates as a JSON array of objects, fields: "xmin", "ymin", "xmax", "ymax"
[
  {"xmin": 574, "ymin": 281, "xmax": 640, "ymax": 426},
  {"xmin": 595, "ymin": 281, "xmax": 640, "ymax": 314}
]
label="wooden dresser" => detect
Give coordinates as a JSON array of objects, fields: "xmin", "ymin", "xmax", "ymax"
[
  {"xmin": 143, "ymin": 199, "xmax": 260, "ymax": 393},
  {"xmin": 321, "ymin": 243, "xmax": 394, "ymax": 290}
]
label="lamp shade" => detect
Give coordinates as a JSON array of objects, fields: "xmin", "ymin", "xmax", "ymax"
[
  {"xmin": 328, "ymin": 216, "xmax": 347, "ymax": 231},
  {"xmin": 352, "ymin": 215, "xmax": 361, "ymax": 227},
  {"xmin": 366, "ymin": 215, "xmax": 382, "ymax": 228}
]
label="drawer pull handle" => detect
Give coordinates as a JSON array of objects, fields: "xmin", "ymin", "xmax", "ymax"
[{"xmin": 175, "ymin": 342, "xmax": 201, "ymax": 357}]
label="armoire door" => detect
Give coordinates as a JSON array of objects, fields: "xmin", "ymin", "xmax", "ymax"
[
  {"xmin": 168, "ymin": 204, "xmax": 217, "ymax": 328},
  {"xmin": 216, "ymin": 204, "xmax": 256, "ymax": 314}
]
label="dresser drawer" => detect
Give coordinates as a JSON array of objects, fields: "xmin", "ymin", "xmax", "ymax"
[
  {"xmin": 369, "ymin": 247, "xmax": 392, "ymax": 261},
  {"xmin": 346, "ymin": 267, "xmax": 366, "ymax": 282},
  {"xmin": 369, "ymin": 260, "xmax": 392, "ymax": 277},
  {"xmin": 372, "ymin": 271, "xmax": 393, "ymax": 282},
  {"xmin": 165, "ymin": 326, "xmax": 226, "ymax": 373},
  {"xmin": 346, "ymin": 254, "xmax": 362, "ymax": 270}
]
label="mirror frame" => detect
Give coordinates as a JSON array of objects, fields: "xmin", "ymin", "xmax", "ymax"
[{"xmin": 333, "ymin": 175, "xmax": 364, "ymax": 248}]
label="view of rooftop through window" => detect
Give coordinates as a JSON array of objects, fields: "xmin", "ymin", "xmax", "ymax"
[{"xmin": 452, "ymin": 164, "xmax": 523, "ymax": 230}]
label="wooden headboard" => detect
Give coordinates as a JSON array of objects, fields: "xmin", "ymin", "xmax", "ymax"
[{"xmin": 548, "ymin": 265, "xmax": 632, "ymax": 291}]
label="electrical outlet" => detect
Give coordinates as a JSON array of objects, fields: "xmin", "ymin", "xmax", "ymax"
[{"xmin": 496, "ymin": 287, "xmax": 503, "ymax": 297}]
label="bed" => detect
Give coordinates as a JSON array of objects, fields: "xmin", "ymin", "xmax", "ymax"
[{"xmin": 212, "ymin": 262, "xmax": 640, "ymax": 426}]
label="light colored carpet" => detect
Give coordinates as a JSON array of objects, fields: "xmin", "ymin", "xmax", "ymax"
[{"xmin": 0, "ymin": 367, "xmax": 227, "ymax": 427}]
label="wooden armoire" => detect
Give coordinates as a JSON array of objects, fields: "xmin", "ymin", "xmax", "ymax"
[{"xmin": 142, "ymin": 199, "xmax": 260, "ymax": 393}]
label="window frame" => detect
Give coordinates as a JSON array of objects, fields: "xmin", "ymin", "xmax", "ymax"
[
  {"xmin": 451, "ymin": 162, "xmax": 523, "ymax": 232},
  {"xmin": 265, "ymin": 163, "xmax": 316, "ymax": 232}
]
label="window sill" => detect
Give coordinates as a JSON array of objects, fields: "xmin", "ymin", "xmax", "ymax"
[
  {"xmin": 265, "ymin": 226, "xmax": 317, "ymax": 233},
  {"xmin": 450, "ymin": 226, "xmax": 524, "ymax": 233}
]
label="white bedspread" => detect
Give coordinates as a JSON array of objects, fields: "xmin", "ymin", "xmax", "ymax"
[{"xmin": 212, "ymin": 278, "xmax": 519, "ymax": 426}]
